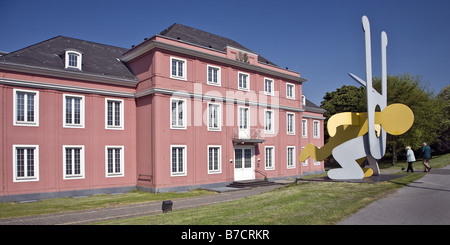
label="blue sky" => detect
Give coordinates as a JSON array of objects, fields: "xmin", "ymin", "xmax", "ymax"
[{"xmin": 1, "ymin": 0, "xmax": 449, "ymax": 105}]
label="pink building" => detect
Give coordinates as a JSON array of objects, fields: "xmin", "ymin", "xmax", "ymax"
[{"xmin": 0, "ymin": 24, "xmax": 324, "ymax": 202}]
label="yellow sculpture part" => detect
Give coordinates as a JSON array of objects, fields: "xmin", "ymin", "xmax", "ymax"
[{"xmin": 299, "ymin": 103, "xmax": 414, "ymax": 177}]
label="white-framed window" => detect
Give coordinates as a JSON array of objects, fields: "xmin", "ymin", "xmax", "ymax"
[
  {"xmin": 170, "ymin": 57, "xmax": 186, "ymax": 80},
  {"xmin": 13, "ymin": 145, "xmax": 39, "ymax": 182},
  {"xmin": 105, "ymin": 98, "xmax": 124, "ymax": 130},
  {"xmin": 63, "ymin": 94, "xmax": 85, "ymax": 128},
  {"xmin": 302, "ymin": 147, "xmax": 308, "ymax": 166},
  {"xmin": 207, "ymin": 102, "xmax": 221, "ymax": 131},
  {"xmin": 170, "ymin": 98, "xmax": 187, "ymax": 129},
  {"xmin": 264, "ymin": 109, "xmax": 274, "ymax": 134},
  {"xmin": 238, "ymin": 106, "xmax": 249, "ymax": 131},
  {"xmin": 287, "ymin": 112, "xmax": 295, "ymax": 135},
  {"xmin": 313, "ymin": 120, "xmax": 320, "ymax": 138},
  {"xmin": 314, "ymin": 159, "xmax": 321, "ymax": 166},
  {"xmin": 207, "ymin": 145, "xmax": 221, "ymax": 174},
  {"xmin": 171, "ymin": 145, "xmax": 187, "ymax": 176},
  {"xmin": 302, "ymin": 119, "xmax": 307, "ymax": 138},
  {"xmin": 105, "ymin": 146, "xmax": 124, "ymax": 177},
  {"xmin": 65, "ymin": 50, "xmax": 82, "ymax": 70},
  {"xmin": 207, "ymin": 65, "xmax": 221, "ymax": 86},
  {"xmin": 302, "ymin": 95, "xmax": 306, "ymax": 107},
  {"xmin": 63, "ymin": 145, "xmax": 85, "ymax": 180},
  {"xmin": 13, "ymin": 89, "xmax": 39, "ymax": 126},
  {"xmin": 287, "ymin": 146, "xmax": 296, "ymax": 169},
  {"xmin": 238, "ymin": 72, "xmax": 250, "ymax": 91},
  {"xmin": 264, "ymin": 78, "xmax": 274, "ymax": 96},
  {"xmin": 286, "ymin": 83, "xmax": 295, "ymax": 99},
  {"xmin": 265, "ymin": 146, "xmax": 275, "ymax": 170}
]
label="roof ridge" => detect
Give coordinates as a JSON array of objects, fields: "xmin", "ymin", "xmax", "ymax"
[
  {"xmin": 305, "ymin": 98, "xmax": 323, "ymax": 109},
  {"xmin": 159, "ymin": 23, "xmax": 179, "ymax": 36},
  {"xmin": 156, "ymin": 23, "xmax": 278, "ymax": 67},
  {"xmin": 57, "ymin": 35, "xmax": 129, "ymax": 51},
  {"xmin": 159, "ymin": 23, "xmax": 252, "ymax": 51},
  {"xmin": 2, "ymin": 36, "xmax": 63, "ymax": 57},
  {"xmin": 3, "ymin": 35, "xmax": 129, "ymax": 59}
]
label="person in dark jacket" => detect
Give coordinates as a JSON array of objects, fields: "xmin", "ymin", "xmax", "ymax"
[{"xmin": 421, "ymin": 142, "xmax": 432, "ymax": 172}]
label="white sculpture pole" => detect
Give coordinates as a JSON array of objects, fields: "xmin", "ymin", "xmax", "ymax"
[
  {"xmin": 365, "ymin": 17, "xmax": 387, "ymax": 161},
  {"xmin": 350, "ymin": 15, "xmax": 388, "ymax": 162},
  {"xmin": 328, "ymin": 16, "xmax": 389, "ymax": 179}
]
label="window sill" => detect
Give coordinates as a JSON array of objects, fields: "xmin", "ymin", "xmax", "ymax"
[{"xmin": 170, "ymin": 75, "xmax": 187, "ymax": 81}]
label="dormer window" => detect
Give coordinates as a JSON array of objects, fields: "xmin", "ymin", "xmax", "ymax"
[{"xmin": 65, "ymin": 50, "xmax": 82, "ymax": 70}]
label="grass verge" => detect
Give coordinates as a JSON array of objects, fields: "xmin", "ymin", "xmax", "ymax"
[
  {"xmin": 92, "ymin": 173, "xmax": 423, "ymax": 225},
  {"xmin": 94, "ymin": 153, "xmax": 450, "ymax": 225},
  {"xmin": 0, "ymin": 189, "xmax": 213, "ymax": 219}
]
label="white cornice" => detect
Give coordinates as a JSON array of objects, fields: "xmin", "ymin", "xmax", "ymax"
[
  {"xmin": 136, "ymin": 87, "xmax": 306, "ymax": 113},
  {"xmin": 121, "ymin": 40, "xmax": 306, "ymax": 83},
  {"xmin": 304, "ymin": 108, "xmax": 327, "ymax": 114},
  {"xmin": 1, "ymin": 77, "xmax": 323, "ymax": 115},
  {"xmin": 0, "ymin": 78, "xmax": 135, "ymax": 98},
  {"xmin": 302, "ymin": 115, "xmax": 326, "ymax": 120},
  {"xmin": 0, "ymin": 62, "xmax": 138, "ymax": 88}
]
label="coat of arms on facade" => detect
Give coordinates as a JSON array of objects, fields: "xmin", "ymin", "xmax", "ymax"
[{"xmin": 236, "ymin": 51, "xmax": 249, "ymax": 63}]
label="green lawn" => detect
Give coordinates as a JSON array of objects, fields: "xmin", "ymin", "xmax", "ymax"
[
  {"xmin": 0, "ymin": 189, "xmax": 213, "ymax": 219},
  {"xmin": 94, "ymin": 153, "xmax": 450, "ymax": 225},
  {"xmin": 92, "ymin": 173, "xmax": 422, "ymax": 225}
]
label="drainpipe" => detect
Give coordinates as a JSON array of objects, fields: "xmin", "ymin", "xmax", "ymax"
[{"xmin": 1, "ymin": 86, "xmax": 6, "ymax": 202}]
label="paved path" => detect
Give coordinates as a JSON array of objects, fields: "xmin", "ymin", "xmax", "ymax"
[
  {"xmin": 339, "ymin": 165, "xmax": 450, "ymax": 225},
  {"xmin": 0, "ymin": 185, "xmax": 282, "ymax": 225}
]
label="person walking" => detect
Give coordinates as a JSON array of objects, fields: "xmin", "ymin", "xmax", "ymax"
[
  {"xmin": 405, "ymin": 146, "xmax": 416, "ymax": 173},
  {"xmin": 421, "ymin": 142, "xmax": 432, "ymax": 172}
]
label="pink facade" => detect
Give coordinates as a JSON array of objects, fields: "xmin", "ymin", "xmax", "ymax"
[
  {"xmin": 0, "ymin": 74, "xmax": 137, "ymax": 201},
  {"xmin": 1, "ymin": 24, "xmax": 325, "ymax": 201}
]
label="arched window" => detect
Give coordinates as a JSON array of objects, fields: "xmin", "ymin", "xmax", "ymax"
[{"xmin": 65, "ymin": 50, "xmax": 82, "ymax": 70}]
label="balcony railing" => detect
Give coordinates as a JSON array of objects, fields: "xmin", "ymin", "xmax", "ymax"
[{"xmin": 232, "ymin": 127, "xmax": 266, "ymax": 144}]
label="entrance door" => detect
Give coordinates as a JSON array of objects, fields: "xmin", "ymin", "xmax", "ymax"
[{"xmin": 234, "ymin": 146, "xmax": 255, "ymax": 181}]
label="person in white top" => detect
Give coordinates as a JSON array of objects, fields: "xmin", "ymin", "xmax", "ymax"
[{"xmin": 405, "ymin": 146, "xmax": 416, "ymax": 173}]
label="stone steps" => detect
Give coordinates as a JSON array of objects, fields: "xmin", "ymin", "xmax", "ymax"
[{"xmin": 226, "ymin": 179, "xmax": 281, "ymax": 188}]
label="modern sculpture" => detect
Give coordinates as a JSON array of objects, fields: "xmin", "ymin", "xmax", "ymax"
[{"xmin": 299, "ymin": 16, "xmax": 414, "ymax": 180}]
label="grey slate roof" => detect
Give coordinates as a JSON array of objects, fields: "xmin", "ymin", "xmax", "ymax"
[
  {"xmin": 158, "ymin": 23, "xmax": 278, "ymax": 67},
  {"xmin": 305, "ymin": 98, "xmax": 326, "ymax": 113},
  {"xmin": 1, "ymin": 24, "xmax": 282, "ymax": 83},
  {"xmin": 0, "ymin": 36, "xmax": 136, "ymax": 81},
  {"xmin": 1, "ymin": 28, "xmax": 322, "ymax": 111}
]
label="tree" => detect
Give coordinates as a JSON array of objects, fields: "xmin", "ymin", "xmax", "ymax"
[
  {"xmin": 433, "ymin": 85, "xmax": 450, "ymax": 154},
  {"xmin": 373, "ymin": 74, "xmax": 442, "ymax": 163},
  {"xmin": 320, "ymin": 85, "xmax": 366, "ymax": 140}
]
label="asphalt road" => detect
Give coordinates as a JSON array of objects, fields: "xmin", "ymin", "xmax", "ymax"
[{"xmin": 338, "ymin": 165, "xmax": 450, "ymax": 225}]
